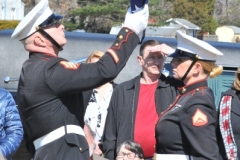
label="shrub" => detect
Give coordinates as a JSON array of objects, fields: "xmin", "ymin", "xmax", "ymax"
[{"xmin": 0, "ymin": 20, "xmax": 20, "ymax": 30}]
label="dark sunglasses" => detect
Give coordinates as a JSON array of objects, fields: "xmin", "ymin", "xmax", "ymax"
[{"xmin": 37, "ymin": 13, "xmax": 63, "ymax": 29}]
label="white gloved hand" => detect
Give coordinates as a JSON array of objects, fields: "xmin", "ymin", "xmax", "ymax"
[{"xmin": 123, "ymin": 4, "xmax": 149, "ymax": 40}]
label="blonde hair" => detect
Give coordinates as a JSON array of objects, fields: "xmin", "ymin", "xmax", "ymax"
[
  {"xmin": 233, "ymin": 67, "xmax": 240, "ymax": 91},
  {"xmin": 85, "ymin": 51, "xmax": 105, "ymax": 63},
  {"xmin": 197, "ymin": 61, "xmax": 223, "ymax": 78}
]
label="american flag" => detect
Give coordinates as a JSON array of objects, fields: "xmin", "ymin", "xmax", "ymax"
[{"xmin": 130, "ymin": 0, "xmax": 148, "ymax": 13}]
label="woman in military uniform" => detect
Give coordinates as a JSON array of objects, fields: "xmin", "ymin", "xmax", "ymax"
[{"xmin": 154, "ymin": 31, "xmax": 223, "ymax": 160}]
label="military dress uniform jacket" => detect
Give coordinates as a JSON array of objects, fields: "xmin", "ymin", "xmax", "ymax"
[
  {"xmin": 155, "ymin": 80, "xmax": 219, "ymax": 160},
  {"xmin": 102, "ymin": 73, "xmax": 183, "ymax": 160},
  {"xmin": 17, "ymin": 28, "xmax": 139, "ymax": 160},
  {"xmin": 217, "ymin": 89, "xmax": 240, "ymax": 160}
]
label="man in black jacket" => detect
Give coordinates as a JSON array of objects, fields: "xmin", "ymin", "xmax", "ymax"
[
  {"xmin": 102, "ymin": 40, "xmax": 183, "ymax": 160},
  {"xmin": 11, "ymin": 0, "xmax": 149, "ymax": 159}
]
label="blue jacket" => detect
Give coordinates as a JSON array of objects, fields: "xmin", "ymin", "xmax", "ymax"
[{"xmin": 0, "ymin": 88, "xmax": 23, "ymax": 160}]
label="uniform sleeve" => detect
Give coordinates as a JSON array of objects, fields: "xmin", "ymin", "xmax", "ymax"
[
  {"xmin": 0, "ymin": 90, "xmax": 23, "ymax": 158},
  {"xmin": 102, "ymin": 88, "xmax": 119, "ymax": 160},
  {"xmin": 179, "ymin": 95, "xmax": 218, "ymax": 160},
  {"xmin": 45, "ymin": 28, "xmax": 139, "ymax": 95}
]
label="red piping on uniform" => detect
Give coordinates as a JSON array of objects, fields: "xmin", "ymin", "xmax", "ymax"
[
  {"xmin": 110, "ymin": 28, "xmax": 134, "ymax": 50},
  {"xmin": 42, "ymin": 52, "xmax": 57, "ymax": 57},
  {"xmin": 41, "ymin": 57, "xmax": 49, "ymax": 61},
  {"xmin": 156, "ymin": 95, "xmax": 181, "ymax": 123},
  {"xmin": 201, "ymin": 87, "xmax": 205, "ymax": 95}
]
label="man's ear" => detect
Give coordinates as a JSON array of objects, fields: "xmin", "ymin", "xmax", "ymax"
[
  {"xmin": 137, "ymin": 55, "xmax": 143, "ymax": 65},
  {"xmin": 34, "ymin": 35, "xmax": 46, "ymax": 47}
]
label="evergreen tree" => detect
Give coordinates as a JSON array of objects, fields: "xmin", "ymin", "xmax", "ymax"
[
  {"xmin": 171, "ymin": 0, "xmax": 218, "ymax": 34},
  {"xmin": 67, "ymin": 0, "xmax": 171, "ymax": 32},
  {"xmin": 217, "ymin": 0, "xmax": 240, "ymax": 27},
  {"xmin": 67, "ymin": 0, "xmax": 128, "ymax": 32}
]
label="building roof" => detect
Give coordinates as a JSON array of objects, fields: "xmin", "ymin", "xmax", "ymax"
[
  {"xmin": 166, "ymin": 18, "xmax": 201, "ymax": 30},
  {"xmin": 227, "ymin": 26, "xmax": 240, "ymax": 34},
  {"xmin": 146, "ymin": 26, "xmax": 180, "ymax": 37}
]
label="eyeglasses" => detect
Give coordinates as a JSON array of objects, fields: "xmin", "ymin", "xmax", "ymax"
[
  {"xmin": 116, "ymin": 153, "xmax": 138, "ymax": 159},
  {"xmin": 170, "ymin": 58, "xmax": 190, "ymax": 66}
]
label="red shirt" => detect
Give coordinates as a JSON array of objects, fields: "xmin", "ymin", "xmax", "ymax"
[{"xmin": 134, "ymin": 81, "xmax": 158, "ymax": 158}]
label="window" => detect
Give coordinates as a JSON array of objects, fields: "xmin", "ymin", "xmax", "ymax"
[
  {"xmin": 1, "ymin": 6, "xmax": 4, "ymax": 19},
  {"xmin": 11, "ymin": 8, "xmax": 16, "ymax": 20}
]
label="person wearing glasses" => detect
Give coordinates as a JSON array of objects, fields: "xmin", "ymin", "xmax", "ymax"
[
  {"xmin": 217, "ymin": 67, "xmax": 240, "ymax": 160},
  {"xmin": 116, "ymin": 141, "xmax": 144, "ymax": 160},
  {"xmin": 154, "ymin": 31, "xmax": 223, "ymax": 160},
  {"xmin": 10, "ymin": 0, "xmax": 149, "ymax": 159}
]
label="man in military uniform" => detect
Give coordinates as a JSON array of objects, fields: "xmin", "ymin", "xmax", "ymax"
[{"xmin": 11, "ymin": 0, "xmax": 149, "ymax": 159}]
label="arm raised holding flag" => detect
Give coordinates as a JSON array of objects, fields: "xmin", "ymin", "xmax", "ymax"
[
  {"xmin": 11, "ymin": 0, "xmax": 149, "ymax": 159},
  {"xmin": 123, "ymin": 0, "xmax": 149, "ymax": 42}
]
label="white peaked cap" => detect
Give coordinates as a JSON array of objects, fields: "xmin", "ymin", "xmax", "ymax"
[
  {"xmin": 169, "ymin": 31, "xmax": 224, "ymax": 61},
  {"xmin": 11, "ymin": 0, "xmax": 53, "ymax": 40}
]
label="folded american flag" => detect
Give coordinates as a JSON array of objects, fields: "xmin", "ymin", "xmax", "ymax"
[{"xmin": 130, "ymin": 0, "xmax": 148, "ymax": 13}]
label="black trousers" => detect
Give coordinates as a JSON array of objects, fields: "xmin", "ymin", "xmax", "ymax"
[{"xmin": 33, "ymin": 134, "xmax": 89, "ymax": 160}]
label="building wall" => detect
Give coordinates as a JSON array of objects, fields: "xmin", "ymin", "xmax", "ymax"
[
  {"xmin": 203, "ymin": 35, "xmax": 218, "ymax": 41},
  {"xmin": 215, "ymin": 26, "xmax": 234, "ymax": 42},
  {"xmin": 0, "ymin": 0, "xmax": 24, "ymax": 20}
]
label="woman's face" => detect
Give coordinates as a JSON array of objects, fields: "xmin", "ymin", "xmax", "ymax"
[
  {"xmin": 170, "ymin": 58, "xmax": 192, "ymax": 81},
  {"xmin": 116, "ymin": 145, "xmax": 143, "ymax": 160}
]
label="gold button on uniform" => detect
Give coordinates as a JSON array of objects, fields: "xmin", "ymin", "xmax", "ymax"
[
  {"xmin": 182, "ymin": 87, "xmax": 186, "ymax": 93},
  {"xmin": 79, "ymin": 148, "xmax": 82, "ymax": 152},
  {"xmin": 119, "ymin": 35, "xmax": 123, "ymax": 39},
  {"xmin": 196, "ymin": 88, "xmax": 199, "ymax": 91},
  {"xmin": 115, "ymin": 43, "xmax": 119, "ymax": 46},
  {"xmin": 125, "ymin": 29, "xmax": 129, "ymax": 32}
]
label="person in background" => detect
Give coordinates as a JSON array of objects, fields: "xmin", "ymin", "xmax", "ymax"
[
  {"xmin": 10, "ymin": 0, "xmax": 148, "ymax": 158},
  {"xmin": 217, "ymin": 67, "xmax": 240, "ymax": 160},
  {"xmin": 154, "ymin": 31, "xmax": 223, "ymax": 160},
  {"xmin": 116, "ymin": 141, "xmax": 144, "ymax": 160},
  {"xmin": 0, "ymin": 88, "xmax": 23, "ymax": 160},
  {"xmin": 102, "ymin": 40, "xmax": 183, "ymax": 160},
  {"xmin": 83, "ymin": 51, "xmax": 117, "ymax": 156}
]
